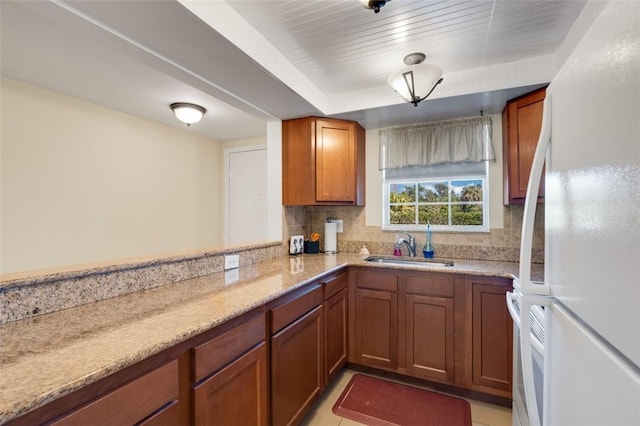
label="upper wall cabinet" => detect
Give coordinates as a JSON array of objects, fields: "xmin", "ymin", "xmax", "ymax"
[
  {"xmin": 282, "ymin": 117, "xmax": 365, "ymax": 206},
  {"xmin": 502, "ymin": 87, "xmax": 546, "ymax": 205}
]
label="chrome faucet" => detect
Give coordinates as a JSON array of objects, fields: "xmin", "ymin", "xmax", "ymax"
[{"xmin": 396, "ymin": 232, "xmax": 416, "ymax": 257}]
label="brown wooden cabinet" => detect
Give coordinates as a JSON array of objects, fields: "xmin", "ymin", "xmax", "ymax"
[
  {"xmin": 349, "ymin": 268, "xmax": 512, "ymax": 400},
  {"xmin": 193, "ymin": 343, "xmax": 268, "ymax": 426},
  {"xmin": 322, "ymin": 272, "xmax": 348, "ymax": 386},
  {"xmin": 503, "ymin": 87, "xmax": 547, "ymax": 205},
  {"xmin": 404, "ymin": 273, "xmax": 458, "ymax": 384},
  {"xmin": 269, "ymin": 285, "xmax": 324, "ymax": 426},
  {"xmin": 348, "ymin": 268, "xmax": 398, "ymax": 370},
  {"xmin": 282, "ymin": 117, "xmax": 365, "ymax": 206},
  {"xmin": 193, "ymin": 312, "xmax": 268, "ymax": 425},
  {"xmin": 465, "ymin": 275, "xmax": 513, "ymax": 398}
]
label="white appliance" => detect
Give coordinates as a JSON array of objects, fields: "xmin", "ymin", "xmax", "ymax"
[{"xmin": 506, "ymin": 2, "xmax": 640, "ymax": 426}]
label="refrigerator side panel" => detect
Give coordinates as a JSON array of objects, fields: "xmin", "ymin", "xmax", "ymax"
[
  {"xmin": 546, "ymin": 303, "xmax": 640, "ymax": 426},
  {"xmin": 545, "ymin": 0, "xmax": 640, "ymax": 365}
]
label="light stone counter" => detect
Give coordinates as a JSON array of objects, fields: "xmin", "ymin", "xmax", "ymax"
[{"xmin": 0, "ymin": 253, "xmax": 537, "ymax": 423}]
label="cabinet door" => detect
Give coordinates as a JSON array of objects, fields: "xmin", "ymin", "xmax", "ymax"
[
  {"xmin": 406, "ymin": 294, "xmax": 455, "ymax": 384},
  {"xmin": 324, "ymin": 288, "xmax": 348, "ymax": 386},
  {"xmin": 353, "ymin": 288, "xmax": 397, "ymax": 370},
  {"xmin": 282, "ymin": 117, "xmax": 315, "ymax": 205},
  {"xmin": 282, "ymin": 117, "xmax": 364, "ymax": 206},
  {"xmin": 503, "ymin": 87, "xmax": 546, "ymax": 204},
  {"xmin": 468, "ymin": 278, "xmax": 513, "ymax": 397},
  {"xmin": 193, "ymin": 343, "xmax": 268, "ymax": 426},
  {"xmin": 271, "ymin": 305, "xmax": 323, "ymax": 426},
  {"xmin": 315, "ymin": 119, "xmax": 355, "ymax": 202}
]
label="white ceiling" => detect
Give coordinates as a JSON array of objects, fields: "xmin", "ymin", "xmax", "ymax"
[{"xmin": 0, "ymin": 0, "xmax": 586, "ymax": 141}]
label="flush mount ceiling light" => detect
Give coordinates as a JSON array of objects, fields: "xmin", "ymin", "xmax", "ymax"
[
  {"xmin": 170, "ymin": 102, "xmax": 206, "ymax": 126},
  {"xmin": 360, "ymin": 0, "xmax": 389, "ymax": 13},
  {"xmin": 388, "ymin": 52, "xmax": 444, "ymax": 107}
]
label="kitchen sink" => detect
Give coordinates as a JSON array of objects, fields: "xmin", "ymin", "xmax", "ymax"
[{"xmin": 363, "ymin": 255, "xmax": 454, "ymax": 268}]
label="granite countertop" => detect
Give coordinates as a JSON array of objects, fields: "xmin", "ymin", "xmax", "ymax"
[{"xmin": 0, "ymin": 253, "xmax": 536, "ymax": 423}]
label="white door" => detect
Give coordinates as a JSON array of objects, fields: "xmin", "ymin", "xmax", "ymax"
[{"xmin": 225, "ymin": 146, "xmax": 268, "ymax": 245}]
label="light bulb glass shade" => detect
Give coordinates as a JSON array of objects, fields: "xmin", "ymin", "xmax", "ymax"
[
  {"xmin": 170, "ymin": 103, "xmax": 206, "ymax": 125},
  {"xmin": 388, "ymin": 63, "xmax": 443, "ymax": 106},
  {"xmin": 359, "ymin": 0, "xmax": 388, "ymax": 13}
]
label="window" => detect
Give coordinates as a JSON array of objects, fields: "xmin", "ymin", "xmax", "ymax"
[
  {"xmin": 383, "ymin": 162, "xmax": 489, "ymax": 232},
  {"xmin": 379, "ymin": 116, "xmax": 494, "ymax": 232}
]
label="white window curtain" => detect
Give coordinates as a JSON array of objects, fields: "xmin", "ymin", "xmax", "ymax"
[{"xmin": 379, "ymin": 116, "xmax": 495, "ymax": 170}]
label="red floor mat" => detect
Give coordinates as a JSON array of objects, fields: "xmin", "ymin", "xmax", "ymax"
[{"xmin": 332, "ymin": 374, "xmax": 472, "ymax": 426}]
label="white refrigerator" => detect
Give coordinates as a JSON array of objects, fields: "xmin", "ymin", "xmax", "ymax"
[{"xmin": 507, "ymin": 1, "xmax": 640, "ymax": 426}]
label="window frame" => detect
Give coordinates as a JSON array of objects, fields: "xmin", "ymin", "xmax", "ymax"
[{"xmin": 382, "ymin": 164, "xmax": 490, "ymax": 232}]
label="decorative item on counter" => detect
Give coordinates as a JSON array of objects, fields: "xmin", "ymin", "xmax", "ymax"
[
  {"xmin": 289, "ymin": 235, "xmax": 304, "ymax": 255},
  {"xmin": 359, "ymin": 245, "xmax": 370, "ymax": 257},
  {"xmin": 393, "ymin": 242, "xmax": 403, "ymax": 256},
  {"xmin": 324, "ymin": 217, "xmax": 338, "ymax": 255},
  {"xmin": 304, "ymin": 233, "xmax": 320, "ymax": 254},
  {"xmin": 423, "ymin": 222, "xmax": 434, "ymax": 258}
]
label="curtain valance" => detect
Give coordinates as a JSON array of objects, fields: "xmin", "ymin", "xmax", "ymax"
[{"xmin": 379, "ymin": 116, "xmax": 495, "ymax": 170}]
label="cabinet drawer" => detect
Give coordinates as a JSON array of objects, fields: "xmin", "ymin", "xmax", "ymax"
[
  {"xmin": 271, "ymin": 284, "xmax": 322, "ymax": 334},
  {"xmin": 138, "ymin": 400, "xmax": 180, "ymax": 426},
  {"xmin": 354, "ymin": 269, "xmax": 397, "ymax": 292},
  {"xmin": 405, "ymin": 274, "xmax": 454, "ymax": 298},
  {"xmin": 193, "ymin": 312, "xmax": 265, "ymax": 383},
  {"xmin": 51, "ymin": 360, "xmax": 179, "ymax": 426},
  {"xmin": 322, "ymin": 271, "xmax": 347, "ymax": 300}
]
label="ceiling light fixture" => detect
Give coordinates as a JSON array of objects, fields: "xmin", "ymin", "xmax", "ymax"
[
  {"xmin": 388, "ymin": 53, "xmax": 443, "ymax": 107},
  {"xmin": 170, "ymin": 102, "xmax": 206, "ymax": 126},
  {"xmin": 360, "ymin": 0, "xmax": 389, "ymax": 13}
]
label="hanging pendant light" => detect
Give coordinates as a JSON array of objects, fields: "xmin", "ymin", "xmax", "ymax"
[
  {"xmin": 360, "ymin": 0, "xmax": 389, "ymax": 13},
  {"xmin": 170, "ymin": 102, "xmax": 206, "ymax": 126},
  {"xmin": 388, "ymin": 53, "xmax": 443, "ymax": 107}
]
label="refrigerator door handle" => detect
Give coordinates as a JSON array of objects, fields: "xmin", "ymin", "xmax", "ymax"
[
  {"xmin": 506, "ymin": 291, "xmax": 521, "ymax": 327},
  {"xmin": 519, "ymin": 94, "xmax": 552, "ymax": 295},
  {"xmin": 508, "ymin": 291, "xmax": 545, "ymax": 355}
]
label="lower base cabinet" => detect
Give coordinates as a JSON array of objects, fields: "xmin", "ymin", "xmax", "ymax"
[
  {"xmin": 270, "ymin": 285, "xmax": 324, "ymax": 426},
  {"xmin": 271, "ymin": 306, "xmax": 323, "ymax": 426},
  {"xmin": 466, "ymin": 275, "xmax": 513, "ymax": 398},
  {"xmin": 192, "ymin": 311, "xmax": 268, "ymax": 426},
  {"xmin": 324, "ymin": 287, "xmax": 348, "ymax": 385},
  {"xmin": 349, "ymin": 268, "xmax": 513, "ymax": 399},
  {"xmin": 193, "ymin": 343, "xmax": 268, "ymax": 425},
  {"xmin": 404, "ymin": 273, "xmax": 459, "ymax": 385},
  {"xmin": 349, "ymin": 269, "xmax": 398, "ymax": 370}
]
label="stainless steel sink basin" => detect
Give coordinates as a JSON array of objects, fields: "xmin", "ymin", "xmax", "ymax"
[{"xmin": 364, "ymin": 255, "xmax": 454, "ymax": 268}]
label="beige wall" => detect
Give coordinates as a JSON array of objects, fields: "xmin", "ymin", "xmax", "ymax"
[{"xmin": 1, "ymin": 78, "xmax": 223, "ymax": 274}]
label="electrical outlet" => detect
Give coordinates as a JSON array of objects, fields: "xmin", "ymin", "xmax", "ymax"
[
  {"xmin": 224, "ymin": 268, "xmax": 239, "ymax": 285},
  {"xmin": 224, "ymin": 254, "xmax": 240, "ymax": 270},
  {"xmin": 334, "ymin": 219, "xmax": 344, "ymax": 233}
]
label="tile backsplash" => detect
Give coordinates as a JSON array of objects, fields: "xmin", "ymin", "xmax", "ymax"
[{"xmin": 284, "ymin": 205, "xmax": 544, "ymax": 263}]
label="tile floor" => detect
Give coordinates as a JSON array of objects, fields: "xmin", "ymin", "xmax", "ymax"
[{"xmin": 301, "ymin": 369, "xmax": 512, "ymax": 426}]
